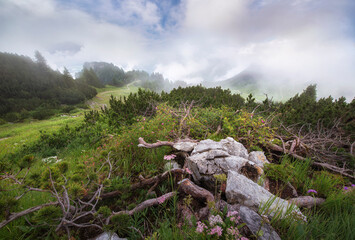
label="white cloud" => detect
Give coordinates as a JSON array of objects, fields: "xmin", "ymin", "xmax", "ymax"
[{"xmin": 0, "ymin": 0, "xmax": 354, "ymax": 99}]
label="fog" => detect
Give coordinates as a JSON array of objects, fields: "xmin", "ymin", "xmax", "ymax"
[{"xmin": 1, "ymin": 0, "xmax": 355, "ymax": 99}]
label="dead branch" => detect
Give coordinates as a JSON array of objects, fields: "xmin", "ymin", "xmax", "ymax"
[
  {"xmin": 84, "ymin": 168, "xmax": 190, "ymax": 201},
  {"xmin": 138, "ymin": 137, "xmax": 174, "ymax": 148},
  {"xmin": 288, "ymin": 196, "xmax": 325, "ymax": 208},
  {"xmin": 131, "ymin": 168, "xmax": 189, "ymax": 190},
  {"xmin": 0, "ymin": 202, "xmax": 59, "ymax": 229},
  {"xmin": 178, "ymin": 178, "xmax": 214, "ymax": 203},
  {"xmin": 106, "ymin": 192, "xmax": 177, "ymax": 224},
  {"xmin": 267, "ymin": 142, "xmax": 355, "ymax": 179}
]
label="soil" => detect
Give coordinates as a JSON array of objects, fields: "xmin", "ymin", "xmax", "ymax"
[
  {"xmin": 268, "ymin": 178, "xmax": 298, "ymax": 199},
  {"xmin": 240, "ymin": 164, "xmax": 259, "ymax": 182}
]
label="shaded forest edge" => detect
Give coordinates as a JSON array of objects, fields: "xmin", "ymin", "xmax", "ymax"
[
  {"xmin": 0, "ymin": 52, "xmax": 98, "ymax": 121},
  {"xmin": 0, "ymin": 84, "xmax": 354, "ymax": 239}
]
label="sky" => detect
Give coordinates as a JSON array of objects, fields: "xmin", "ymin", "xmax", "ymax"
[{"xmin": 1, "ymin": 0, "xmax": 355, "ymax": 99}]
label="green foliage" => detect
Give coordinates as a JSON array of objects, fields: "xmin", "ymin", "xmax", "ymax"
[
  {"xmin": 110, "ymin": 214, "xmax": 131, "ymax": 235},
  {"xmin": 101, "ymin": 88, "xmax": 161, "ymax": 129},
  {"xmin": 277, "ymin": 85, "xmax": 353, "ymax": 134},
  {"xmin": 306, "ymin": 171, "xmax": 344, "ymax": 197},
  {"xmin": 274, "ymin": 190, "xmax": 355, "ymax": 240},
  {"xmin": 56, "ymin": 161, "xmax": 69, "ymax": 173},
  {"xmin": 223, "ymin": 110, "xmax": 274, "ymax": 149},
  {"xmin": 18, "ymin": 154, "xmax": 35, "ymax": 169},
  {"xmin": 0, "ymin": 52, "xmax": 97, "ymax": 118},
  {"xmin": 162, "ymin": 85, "xmax": 245, "ymax": 109},
  {"xmin": 32, "ymin": 205, "xmax": 61, "ymax": 225},
  {"xmin": 97, "ymin": 206, "xmax": 112, "ymax": 218}
]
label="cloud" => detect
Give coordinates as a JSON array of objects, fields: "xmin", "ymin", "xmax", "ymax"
[
  {"xmin": 0, "ymin": 0, "xmax": 354, "ymax": 99},
  {"xmin": 0, "ymin": 0, "xmax": 147, "ymax": 72}
]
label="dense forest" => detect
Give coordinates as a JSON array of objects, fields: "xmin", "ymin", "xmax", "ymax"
[
  {"xmin": 81, "ymin": 62, "xmax": 186, "ymax": 92},
  {"xmin": 0, "ymin": 52, "xmax": 97, "ymax": 121},
  {"xmin": 0, "ymin": 82, "xmax": 354, "ymax": 239}
]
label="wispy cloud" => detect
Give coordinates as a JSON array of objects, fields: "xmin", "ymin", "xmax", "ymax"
[{"xmin": 0, "ymin": 0, "xmax": 354, "ymax": 99}]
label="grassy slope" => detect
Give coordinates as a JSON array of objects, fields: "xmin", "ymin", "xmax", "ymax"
[{"xmin": 0, "ymin": 85, "xmax": 138, "ymax": 159}]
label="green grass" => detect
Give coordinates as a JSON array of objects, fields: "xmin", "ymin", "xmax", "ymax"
[
  {"xmin": 0, "ymin": 115, "xmax": 84, "ymax": 159},
  {"xmin": 88, "ymin": 85, "xmax": 140, "ymax": 109},
  {"xmin": 0, "ymin": 85, "xmax": 139, "ymax": 159}
]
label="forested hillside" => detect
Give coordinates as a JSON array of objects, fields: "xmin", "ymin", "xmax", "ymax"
[
  {"xmin": 0, "ymin": 52, "xmax": 97, "ymax": 121},
  {"xmin": 81, "ymin": 62, "xmax": 185, "ymax": 92}
]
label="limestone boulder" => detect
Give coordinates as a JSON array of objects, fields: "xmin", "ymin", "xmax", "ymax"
[
  {"xmin": 239, "ymin": 206, "xmax": 281, "ymax": 240},
  {"xmin": 226, "ymin": 170, "xmax": 305, "ymax": 220},
  {"xmin": 186, "ymin": 138, "xmax": 256, "ymax": 183}
]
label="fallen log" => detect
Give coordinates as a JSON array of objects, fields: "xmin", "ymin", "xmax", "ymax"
[
  {"xmin": 178, "ymin": 178, "xmax": 214, "ymax": 203},
  {"xmin": 106, "ymin": 192, "xmax": 177, "ymax": 224},
  {"xmin": 138, "ymin": 137, "xmax": 174, "ymax": 148},
  {"xmin": 288, "ymin": 196, "xmax": 325, "ymax": 208}
]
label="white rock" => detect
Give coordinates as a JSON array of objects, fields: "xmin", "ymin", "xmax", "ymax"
[
  {"xmin": 90, "ymin": 232, "xmax": 127, "ymax": 240},
  {"xmin": 173, "ymin": 141, "xmax": 198, "ymax": 152},
  {"xmin": 248, "ymin": 151, "xmax": 270, "ymax": 167},
  {"xmin": 226, "ymin": 170, "xmax": 305, "ymax": 220}
]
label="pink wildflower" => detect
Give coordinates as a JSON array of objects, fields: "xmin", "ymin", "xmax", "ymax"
[
  {"xmin": 164, "ymin": 154, "xmax": 176, "ymax": 160},
  {"xmin": 227, "ymin": 211, "xmax": 239, "ymax": 217},
  {"xmin": 239, "ymin": 237, "xmax": 249, "ymax": 240},
  {"xmin": 227, "ymin": 226, "xmax": 239, "ymax": 237},
  {"xmin": 209, "ymin": 226, "xmax": 223, "ymax": 236},
  {"xmin": 161, "ymin": 123, "xmax": 164, "ymax": 125},
  {"xmin": 208, "ymin": 214, "xmax": 223, "ymax": 226},
  {"xmin": 185, "ymin": 168, "xmax": 192, "ymax": 174},
  {"xmin": 261, "ymin": 119, "xmax": 265, "ymax": 123},
  {"xmin": 196, "ymin": 221, "xmax": 207, "ymax": 233}
]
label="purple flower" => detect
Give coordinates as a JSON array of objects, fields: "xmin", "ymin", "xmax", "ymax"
[
  {"xmin": 351, "ymin": 184, "xmax": 355, "ymax": 187},
  {"xmin": 261, "ymin": 120, "xmax": 265, "ymax": 123},
  {"xmin": 307, "ymin": 189, "xmax": 317, "ymax": 194},
  {"xmin": 344, "ymin": 186, "xmax": 349, "ymax": 191}
]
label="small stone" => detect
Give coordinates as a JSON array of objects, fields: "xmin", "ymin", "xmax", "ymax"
[
  {"xmin": 239, "ymin": 206, "xmax": 281, "ymax": 240},
  {"xmin": 90, "ymin": 232, "xmax": 127, "ymax": 240}
]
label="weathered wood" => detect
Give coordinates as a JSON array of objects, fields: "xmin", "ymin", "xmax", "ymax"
[
  {"xmin": 0, "ymin": 202, "xmax": 59, "ymax": 229},
  {"xmin": 178, "ymin": 178, "xmax": 214, "ymax": 203},
  {"xmin": 138, "ymin": 137, "xmax": 174, "ymax": 148},
  {"xmin": 288, "ymin": 196, "xmax": 325, "ymax": 208},
  {"xmin": 106, "ymin": 192, "xmax": 177, "ymax": 224},
  {"xmin": 267, "ymin": 142, "xmax": 355, "ymax": 179}
]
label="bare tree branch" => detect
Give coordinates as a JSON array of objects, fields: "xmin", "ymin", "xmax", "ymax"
[
  {"xmin": 138, "ymin": 137, "xmax": 174, "ymax": 148},
  {"xmin": 0, "ymin": 202, "xmax": 59, "ymax": 229}
]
